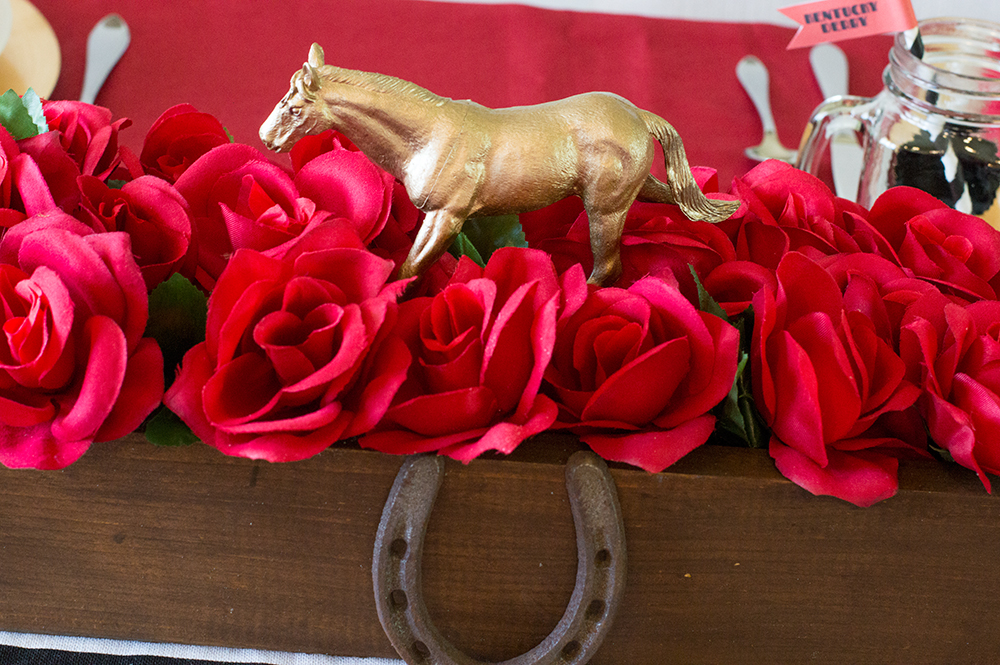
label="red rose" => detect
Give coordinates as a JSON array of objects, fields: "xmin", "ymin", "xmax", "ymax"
[
  {"xmin": 14, "ymin": 130, "xmax": 81, "ymax": 214},
  {"xmin": 289, "ymin": 128, "xmax": 361, "ymax": 173},
  {"xmin": 163, "ymin": 222, "xmax": 410, "ymax": 462},
  {"xmin": 174, "ymin": 142, "xmax": 334, "ymax": 289},
  {"xmin": 753, "ymin": 251, "xmax": 924, "ymax": 506},
  {"xmin": 901, "ymin": 294, "xmax": 1000, "ymax": 490},
  {"xmin": 730, "ymin": 160, "xmax": 894, "ymax": 269},
  {"xmin": 1, "ymin": 126, "xmax": 56, "ymax": 227},
  {"xmin": 289, "ymin": 129, "xmax": 418, "ymax": 245},
  {"xmin": 0, "ymin": 212, "xmax": 164, "ymax": 469},
  {"xmin": 867, "ymin": 186, "xmax": 1000, "ymax": 300},
  {"xmin": 76, "ymin": 175, "xmax": 193, "ymax": 290},
  {"xmin": 544, "ymin": 276, "xmax": 739, "ymax": 472},
  {"xmin": 701, "ymin": 260, "xmax": 776, "ymax": 318},
  {"xmin": 40, "ymin": 100, "xmax": 130, "ymax": 180},
  {"xmin": 140, "ymin": 104, "xmax": 230, "ymax": 183},
  {"xmin": 361, "ymin": 247, "xmax": 567, "ymax": 461}
]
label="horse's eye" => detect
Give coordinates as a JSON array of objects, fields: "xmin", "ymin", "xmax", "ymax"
[{"xmin": 290, "ymin": 106, "xmax": 302, "ymax": 117}]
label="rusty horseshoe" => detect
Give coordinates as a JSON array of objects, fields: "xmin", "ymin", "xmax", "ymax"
[{"xmin": 372, "ymin": 451, "xmax": 627, "ymax": 665}]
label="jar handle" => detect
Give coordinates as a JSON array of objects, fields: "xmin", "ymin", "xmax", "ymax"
[
  {"xmin": 795, "ymin": 95, "xmax": 873, "ymax": 175},
  {"xmin": 372, "ymin": 451, "xmax": 627, "ymax": 665}
]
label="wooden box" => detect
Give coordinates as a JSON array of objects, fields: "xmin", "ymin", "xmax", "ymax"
[{"xmin": 1, "ymin": 432, "xmax": 998, "ymax": 664}]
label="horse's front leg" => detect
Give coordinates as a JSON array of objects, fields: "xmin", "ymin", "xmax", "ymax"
[
  {"xmin": 397, "ymin": 209, "xmax": 466, "ymax": 281},
  {"xmin": 586, "ymin": 208, "xmax": 627, "ymax": 286}
]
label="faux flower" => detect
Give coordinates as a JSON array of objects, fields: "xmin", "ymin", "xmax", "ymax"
[
  {"xmin": 76, "ymin": 175, "xmax": 193, "ymax": 290},
  {"xmin": 14, "ymin": 129, "xmax": 81, "ymax": 214},
  {"xmin": 867, "ymin": 186, "xmax": 1000, "ymax": 300},
  {"xmin": 361, "ymin": 247, "xmax": 566, "ymax": 461},
  {"xmin": 544, "ymin": 275, "xmax": 739, "ymax": 472},
  {"xmin": 289, "ymin": 128, "xmax": 417, "ymax": 245},
  {"xmin": 1, "ymin": 126, "xmax": 51, "ymax": 226},
  {"xmin": 730, "ymin": 160, "xmax": 894, "ymax": 269},
  {"xmin": 140, "ymin": 103, "xmax": 230, "ymax": 183},
  {"xmin": 0, "ymin": 212, "xmax": 164, "ymax": 469},
  {"xmin": 901, "ymin": 294, "xmax": 1000, "ymax": 490},
  {"xmin": 753, "ymin": 251, "xmax": 923, "ymax": 506},
  {"xmin": 163, "ymin": 222, "xmax": 410, "ymax": 462},
  {"xmin": 39, "ymin": 100, "xmax": 130, "ymax": 180},
  {"xmin": 174, "ymin": 142, "xmax": 333, "ymax": 289}
]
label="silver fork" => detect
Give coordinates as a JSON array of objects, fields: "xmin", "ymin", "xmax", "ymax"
[{"xmin": 736, "ymin": 55, "xmax": 797, "ymax": 163}]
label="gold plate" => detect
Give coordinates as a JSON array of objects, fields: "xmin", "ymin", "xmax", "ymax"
[{"xmin": 0, "ymin": 0, "xmax": 60, "ymax": 97}]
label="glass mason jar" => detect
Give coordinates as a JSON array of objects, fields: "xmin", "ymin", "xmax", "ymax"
[{"xmin": 796, "ymin": 18, "xmax": 1000, "ymax": 229}]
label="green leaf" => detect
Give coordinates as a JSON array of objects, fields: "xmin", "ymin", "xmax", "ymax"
[
  {"xmin": 224, "ymin": 126, "xmax": 235, "ymax": 143},
  {"xmin": 144, "ymin": 407, "xmax": 199, "ymax": 447},
  {"xmin": 689, "ymin": 264, "xmax": 729, "ymax": 322},
  {"xmin": 0, "ymin": 89, "xmax": 45, "ymax": 140},
  {"xmin": 460, "ymin": 215, "xmax": 528, "ymax": 262},
  {"xmin": 106, "ymin": 179, "xmax": 128, "ymax": 190},
  {"xmin": 711, "ymin": 306, "xmax": 770, "ymax": 449},
  {"xmin": 21, "ymin": 88, "xmax": 48, "ymax": 135},
  {"xmin": 448, "ymin": 231, "xmax": 486, "ymax": 267},
  {"xmin": 145, "ymin": 273, "xmax": 209, "ymax": 388}
]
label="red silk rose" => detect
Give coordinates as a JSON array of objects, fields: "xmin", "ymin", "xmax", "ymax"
[
  {"xmin": 0, "ymin": 212, "xmax": 164, "ymax": 469},
  {"xmin": 289, "ymin": 129, "xmax": 420, "ymax": 246},
  {"xmin": 867, "ymin": 186, "xmax": 1000, "ymax": 300},
  {"xmin": 140, "ymin": 104, "xmax": 230, "ymax": 183},
  {"xmin": 175, "ymin": 142, "xmax": 334, "ymax": 289},
  {"xmin": 901, "ymin": 294, "xmax": 1000, "ymax": 491},
  {"xmin": 39, "ymin": 100, "xmax": 131, "ymax": 180},
  {"xmin": 289, "ymin": 128, "xmax": 361, "ymax": 173},
  {"xmin": 76, "ymin": 175, "xmax": 193, "ymax": 291},
  {"xmin": 361, "ymin": 247, "xmax": 567, "ymax": 461},
  {"xmin": 753, "ymin": 251, "xmax": 924, "ymax": 506},
  {"xmin": 1, "ymin": 126, "xmax": 57, "ymax": 227},
  {"xmin": 13, "ymin": 129, "xmax": 82, "ymax": 215},
  {"xmin": 730, "ymin": 160, "xmax": 894, "ymax": 269},
  {"xmin": 163, "ymin": 222, "xmax": 410, "ymax": 462},
  {"xmin": 544, "ymin": 276, "xmax": 739, "ymax": 472}
]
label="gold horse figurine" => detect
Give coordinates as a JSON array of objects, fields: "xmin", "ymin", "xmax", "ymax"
[{"xmin": 261, "ymin": 43, "xmax": 739, "ymax": 285}]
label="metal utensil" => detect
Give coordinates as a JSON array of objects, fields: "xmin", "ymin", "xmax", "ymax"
[
  {"xmin": 810, "ymin": 42, "xmax": 863, "ymax": 201},
  {"xmin": 79, "ymin": 14, "xmax": 130, "ymax": 104},
  {"xmin": 737, "ymin": 55, "xmax": 797, "ymax": 163}
]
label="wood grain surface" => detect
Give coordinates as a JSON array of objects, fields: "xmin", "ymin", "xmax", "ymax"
[{"xmin": 1, "ymin": 433, "xmax": 998, "ymax": 664}]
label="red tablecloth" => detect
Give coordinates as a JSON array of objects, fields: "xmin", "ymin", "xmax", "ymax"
[{"xmin": 30, "ymin": 0, "xmax": 893, "ymax": 188}]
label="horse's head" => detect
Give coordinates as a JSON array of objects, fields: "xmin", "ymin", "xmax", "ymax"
[{"xmin": 260, "ymin": 43, "xmax": 327, "ymax": 152}]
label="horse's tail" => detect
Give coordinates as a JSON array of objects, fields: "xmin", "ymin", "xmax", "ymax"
[{"xmin": 638, "ymin": 110, "xmax": 739, "ymax": 224}]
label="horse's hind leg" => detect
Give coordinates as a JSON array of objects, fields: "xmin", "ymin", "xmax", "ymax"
[
  {"xmin": 398, "ymin": 210, "xmax": 465, "ymax": 281},
  {"xmin": 585, "ymin": 207, "xmax": 628, "ymax": 286}
]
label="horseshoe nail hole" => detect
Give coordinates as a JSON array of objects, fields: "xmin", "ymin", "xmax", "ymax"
[
  {"xmin": 412, "ymin": 640, "xmax": 431, "ymax": 661},
  {"xmin": 585, "ymin": 598, "xmax": 606, "ymax": 621},
  {"xmin": 389, "ymin": 538, "xmax": 407, "ymax": 558},
  {"xmin": 595, "ymin": 548, "xmax": 611, "ymax": 567},
  {"xmin": 561, "ymin": 640, "xmax": 582, "ymax": 660},
  {"xmin": 389, "ymin": 589, "xmax": 408, "ymax": 611}
]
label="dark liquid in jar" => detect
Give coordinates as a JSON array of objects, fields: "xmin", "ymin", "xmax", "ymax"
[{"xmin": 893, "ymin": 128, "xmax": 1000, "ymax": 216}]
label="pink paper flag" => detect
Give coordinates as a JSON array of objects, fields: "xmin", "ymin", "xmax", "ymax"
[{"xmin": 779, "ymin": 0, "xmax": 917, "ymax": 49}]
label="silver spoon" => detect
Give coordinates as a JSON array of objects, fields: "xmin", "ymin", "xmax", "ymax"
[
  {"xmin": 736, "ymin": 55, "xmax": 797, "ymax": 163},
  {"xmin": 79, "ymin": 14, "xmax": 131, "ymax": 104}
]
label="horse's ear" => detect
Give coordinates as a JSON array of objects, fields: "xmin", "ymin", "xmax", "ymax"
[
  {"xmin": 301, "ymin": 62, "xmax": 322, "ymax": 93},
  {"xmin": 308, "ymin": 43, "xmax": 325, "ymax": 68}
]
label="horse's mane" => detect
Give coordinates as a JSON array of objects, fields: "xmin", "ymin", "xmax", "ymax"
[{"xmin": 313, "ymin": 66, "xmax": 446, "ymax": 104}]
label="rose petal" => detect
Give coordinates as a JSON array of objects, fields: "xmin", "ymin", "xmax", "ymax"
[
  {"xmin": 769, "ymin": 436, "xmax": 899, "ymax": 507},
  {"xmin": 582, "ymin": 415, "xmax": 717, "ymax": 473},
  {"xmin": 51, "ymin": 315, "xmax": 127, "ymax": 443}
]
